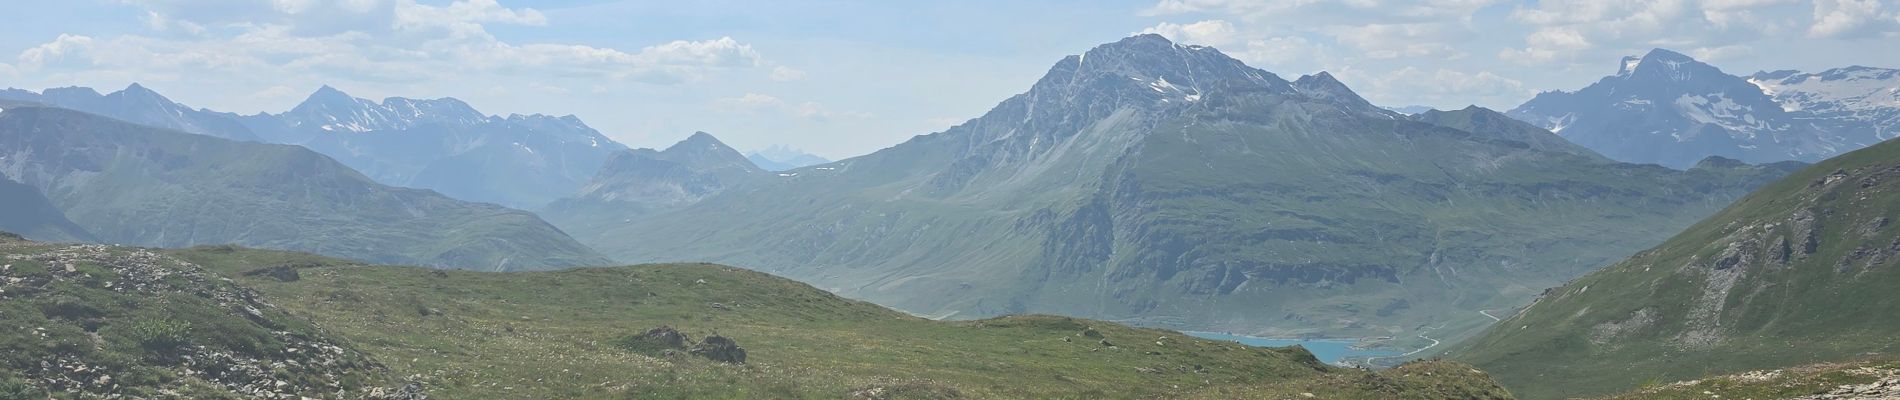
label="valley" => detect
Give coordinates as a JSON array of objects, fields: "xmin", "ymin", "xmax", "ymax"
[{"xmin": 3, "ymin": 2, "xmax": 1899, "ymax": 397}]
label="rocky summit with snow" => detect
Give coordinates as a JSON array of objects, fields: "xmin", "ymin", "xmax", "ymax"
[{"xmin": 1510, "ymin": 49, "xmax": 1900, "ymax": 169}]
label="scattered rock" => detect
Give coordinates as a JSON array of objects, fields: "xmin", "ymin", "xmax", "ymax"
[
  {"xmin": 635, "ymin": 326, "xmax": 690, "ymax": 349},
  {"xmin": 689, "ymin": 335, "xmax": 747, "ymax": 364}
]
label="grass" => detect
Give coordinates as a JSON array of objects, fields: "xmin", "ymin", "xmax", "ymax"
[
  {"xmin": 1445, "ymin": 137, "xmax": 1900, "ymax": 399},
  {"xmin": 0, "ymin": 239, "xmax": 394, "ymax": 399},
  {"xmin": 0, "ymin": 106, "xmax": 610, "ymax": 270},
  {"xmin": 1604, "ymin": 359, "xmax": 1900, "ymax": 400},
  {"xmin": 157, "ymin": 244, "xmax": 1512, "ymax": 399}
]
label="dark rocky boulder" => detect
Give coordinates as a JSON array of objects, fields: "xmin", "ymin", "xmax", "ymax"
[{"xmin": 689, "ymin": 335, "xmax": 747, "ymax": 364}]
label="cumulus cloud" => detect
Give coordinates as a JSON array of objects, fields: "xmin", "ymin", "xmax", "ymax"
[
  {"xmin": 21, "ymin": 0, "xmax": 775, "ymax": 90},
  {"xmin": 770, "ymin": 66, "xmax": 806, "ymax": 81},
  {"xmin": 1807, "ymin": 0, "xmax": 1896, "ymax": 38},
  {"xmin": 1325, "ymin": 23, "xmax": 1465, "ymax": 59},
  {"xmin": 16, "ymin": 34, "xmax": 97, "ymax": 70},
  {"xmin": 1689, "ymin": 44, "xmax": 1754, "ymax": 60},
  {"xmin": 1136, "ymin": 20, "xmax": 1241, "ymax": 47},
  {"xmin": 1336, "ymin": 67, "xmax": 1531, "ymax": 107}
]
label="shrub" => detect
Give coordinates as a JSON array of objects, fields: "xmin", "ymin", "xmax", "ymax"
[{"xmin": 127, "ymin": 318, "xmax": 193, "ymax": 352}]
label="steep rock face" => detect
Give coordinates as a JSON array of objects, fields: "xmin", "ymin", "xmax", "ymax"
[
  {"xmin": 1446, "ymin": 139, "xmax": 1900, "ymax": 399},
  {"xmin": 0, "ymin": 106, "xmax": 608, "ymax": 270},
  {"xmin": 570, "ymin": 35, "xmax": 1796, "ymax": 341},
  {"xmin": 1510, "ymin": 49, "xmax": 1896, "ymax": 169}
]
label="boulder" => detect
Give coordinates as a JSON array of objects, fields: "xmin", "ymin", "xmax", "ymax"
[{"xmin": 689, "ymin": 335, "xmax": 747, "ymax": 364}]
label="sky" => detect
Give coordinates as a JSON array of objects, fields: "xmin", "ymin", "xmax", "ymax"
[{"xmin": 2, "ymin": 0, "xmax": 1897, "ymax": 159}]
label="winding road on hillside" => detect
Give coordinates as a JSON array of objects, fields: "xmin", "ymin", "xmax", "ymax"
[
  {"xmin": 1479, "ymin": 309, "xmax": 1502, "ymax": 322},
  {"xmin": 1399, "ymin": 335, "xmax": 1442, "ymax": 357}
]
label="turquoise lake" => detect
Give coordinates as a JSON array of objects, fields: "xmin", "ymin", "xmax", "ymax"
[{"xmin": 1184, "ymin": 331, "xmax": 1400, "ymax": 365}]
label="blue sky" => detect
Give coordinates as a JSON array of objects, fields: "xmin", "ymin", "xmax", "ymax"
[{"xmin": 3, "ymin": 0, "xmax": 1897, "ymax": 159}]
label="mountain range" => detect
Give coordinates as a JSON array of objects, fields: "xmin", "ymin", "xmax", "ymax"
[
  {"xmin": 746, "ymin": 145, "xmax": 832, "ymax": 171},
  {"xmin": 541, "ymin": 132, "xmax": 769, "ymax": 235},
  {"xmin": 546, "ymin": 35, "xmax": 1805, "ymax": 346},
  {"xmin": 1446, "ymin": 132, "xmax": 1900, "ymax": 399},
  {"xmin": 1, "ymin": 84, "xmax": 631, "ymax": 209},
  {"xmin": 0, "ymin": 105, "xmax": 608, "ymax": 269},
  {"xmin": 1510, "ymin": 49, "xmax": 1899, "ymax": 169}
]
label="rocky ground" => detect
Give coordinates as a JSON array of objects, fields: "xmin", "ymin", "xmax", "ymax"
[
  {"xmin": 0, "ymin": 237, "xmax": 419, "ymax": 398},
  {"xmin": 1796, "ymin": 369, "xmax": 1900, "ymax": 400}
]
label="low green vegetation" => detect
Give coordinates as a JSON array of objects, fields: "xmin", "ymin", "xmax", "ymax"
[
  {"xmin": 1605, "ymin": 360, "xmax": 1900, "ymax": 400},
  {"xmin": 1445, "ymin": 137, "xmax": 1900, "ymax": 399},
  {"xmin": 144, "ymin": 244, "xmax": 1511, "ymax": 399}
]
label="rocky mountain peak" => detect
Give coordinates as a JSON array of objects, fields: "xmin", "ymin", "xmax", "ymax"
[
  {"xmin": 286, "ymin": 85, "xmax": 490, "ymax": 132},
  {"xmin": 1049, "ymin": 34, "xmax": 1292, "ymax": 100},
  {"xmin": 107, "ymin": 82, "xmax": 180, "ymax": 107},
  {"xmin": 664, "ymin": 131, "xmax": 748, "ymax": 161},
  {"xmin": 1620, "ymin": 48, "xmax": 1720, "ymax": 83},
  {"xmin": 1294, "ymin": 71, "xmax": 1396, "ymax": 117}
]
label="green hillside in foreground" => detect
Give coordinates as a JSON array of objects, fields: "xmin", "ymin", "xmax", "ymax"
[
  {"xmin": 1444, "ymin": 138, "xmax": 1900, "ymax": 399},
  {"xmin": 0, "ymin": 234, "xmax": 1513, "ymax": 399},
  {"xmin": 1603, "ymin": 359, "xmax": 1900, "ymax": 400}
]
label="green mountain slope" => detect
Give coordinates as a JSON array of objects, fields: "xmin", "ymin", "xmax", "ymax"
[
  {"xmin": 0, "ymin": 176, "xmax": 95, "ymax": 243},
  {"xmin": 541, "ymin": 132, "xmax": 767, "ymax": 235},
  {"xmin": 1444, "ymin": 138, "xmax": 1900, "ymax": 399},
  {"xmin": 0, "ymin": 236, "xmax": 404, "ymax": 398},
  {"xmin": 142, "ymin": 242, "xmax": 1510, "ymax": 399},
  {"xmin": 555, "ymin": 35, "xmax": 1798, "ymax": 345},
  {"xmin": 1604, "ymin": 359, "xmax": 1900, "ymax": 400},
  {"xmin": 0, "ymin": 106, "xmax": 609, "ymax": 270}
]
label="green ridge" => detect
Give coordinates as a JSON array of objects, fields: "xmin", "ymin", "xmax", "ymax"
[{"xmin": 1445, "ymin": 138, "xmax": 1900, "ymax": 399}]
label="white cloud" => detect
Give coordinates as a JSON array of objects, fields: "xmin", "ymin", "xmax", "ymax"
[
  {"xmin": 1689, "ymin": 44, "xmax": 1754, "ymax": 60},
  {"xmin": 1143, "ymin": 0, "xmax": 1508, "ymax": 21},
  {"xmin": 1338, "ymin": 67, "xmax": 1530, "ymax": 107},
  {"xmin": 770, "ymin": 66, "xmax": 806, "ymax": 81},
  {"xmin": 21, "ymin": 0, "xmax": 773, "ymax": 88},
  {"xmin": 1136, "ymin": 20, "xmax": 1240, "ymax": 47},
  {"xmin": 16, "ymin": 34, "xmax": 96, "ymax": 70},
  {"xmin": 1807, "ymin": 0, "xmax": 1895, "ymax": 38},
  {"xmin": 1325, "ymin": 23, "xmax": 1465, "ymax": 59}
]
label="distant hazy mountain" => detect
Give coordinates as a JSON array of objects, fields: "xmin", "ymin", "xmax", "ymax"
[
  {"xmin": 234, "ymin": 86, "xmax": 628, "ymax": 208},
  {"xmin": 0, "ymin": 175, "xmax": 96, "ymax": 243},
  {"xmin": 745, "ymin": 145, "xmax": 831, "ymax": 171},
  {"xmin": 1447, "ymin": 137, "xmax": 1900, "ymax": 399},
  {"xmin": 1510, "ymin": 49, "xmax": 1897, "ymax": 169},
  {"xmin": 0, "ymin": 106, "xmax": 609, "ymax": 270},
  {"xmin": 3, "ymin": 83, "xmax": 630, "ymax": 209},
  {"xmin": 1385, "ymin": 105, "xmax": 1439, "ymax": 115},
  {"xmin": 542, "ymin": 132, "xmax": 767, "ymax": 234},
  {"xmin": 561, "ymin": 35, "xmax": 1799, "ymax": 342},
  {"xmin": 0, "ymin": 84, "xmax": 260, "ymax": 141}
]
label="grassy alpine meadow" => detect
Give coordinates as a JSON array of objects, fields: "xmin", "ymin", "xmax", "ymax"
[{"xmin": 161, "ymin": 245, "xmax": 1511, "ymax": 399}]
